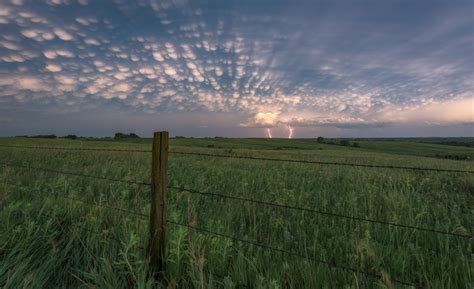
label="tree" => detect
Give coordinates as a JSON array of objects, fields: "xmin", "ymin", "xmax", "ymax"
[
  {"xmin": 114, "ymin": 132, "xmax": 140, "ymax": 139},
  {"xmin": 33, "ymin": 134, "xmax": 57, "ymax": 139},
  {"xmin": 317, "ymin": 136, "xmax": 324, "ymax": 143},
  {"xmin": 340, "ymin": 140, "xmax": 350, "ymax": 146},
  {"xmin": 64, "ymin": 134, "xmax": 77, "ymax": 140},
  {"xmin": 114, "ymin": 132, "xmax": 126, "ymax": 139}
]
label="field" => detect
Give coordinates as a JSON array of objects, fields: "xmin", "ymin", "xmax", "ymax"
[{"xmin": 0, "ymin": 137, "xmax": 472, "ymax": 289}]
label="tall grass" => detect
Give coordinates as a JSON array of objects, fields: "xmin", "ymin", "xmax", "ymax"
[{"xmin": 0, "ymin": 138, "xmax": 472, "ymax": 288}]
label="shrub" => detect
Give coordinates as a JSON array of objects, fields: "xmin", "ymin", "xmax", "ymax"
[
  {"xmin": 340, "ymin": 140, "xmax": 350, "ymax": 146},
  {"xmin": 64, "ymin": 135, "xmax": 77, "ymax": 140}
]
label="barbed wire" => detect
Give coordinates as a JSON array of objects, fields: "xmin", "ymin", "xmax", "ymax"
[
  {"xmin": 1, "ymin": 164, "xmax": 469, "ymax": 239},
  {"xmin": 48, "ymin": 183, "xmax": 473, "ymax": 257},
  {"xmin": 0, "ymin": 178, "xmax": 458, "ymax": 287},
  {"xmin": 169, "ymin": 186, "xmax": 472, "ymax": 239},
  {"xmin": 171, "ymin": 151, "xmax": 474, "ymax": 174},
  {"xmin": 167, "ymin": 220, "xmax": 420, "ymax": 288},
  {"xmin": 1, "ymin": 144, "xmax": 472, "ymax": 173},
  {"xmin": 1, "ymin": 163, "xmax": 151, "ymax": 186},
  {"xmin": 0, "ymin": 144, "xmax": 150, "ymax": 153}
]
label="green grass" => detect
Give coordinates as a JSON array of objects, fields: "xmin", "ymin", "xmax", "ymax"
[
  {"xmin": 355, "ymin": 140, "xmax": 474, "ymax": 160},
  {"xmin": 0, "ymin": 137, "xmax": 473, "ymax": 288}
]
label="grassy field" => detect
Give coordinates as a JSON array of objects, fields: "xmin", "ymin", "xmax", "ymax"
[{"xmin": 0, "ymin": 137, "xmax": 472, "ymax": 288}]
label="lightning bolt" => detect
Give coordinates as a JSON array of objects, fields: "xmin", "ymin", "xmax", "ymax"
[
  {"xmin": 266, "ymin": 128, "xmax": 273, "ymax": 138},
  {"xmin": 287, "ymin": 125, "xmax": 293, "ymax": 139}
]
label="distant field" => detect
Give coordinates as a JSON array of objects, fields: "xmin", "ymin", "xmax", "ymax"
[{"xmin": 0, "ymin": 137, "xmax": 472, "ymax": 288}]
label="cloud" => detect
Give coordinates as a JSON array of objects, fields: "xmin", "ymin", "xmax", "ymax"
[
  {"xmin": 21, "ymin": 29, "xmax": 38, "ymax": 38},
  {"xmin": 153, "ymin": 51, "xmax": 164, "ymax": 61},
  {"xmin": 0, "ymin": 0, "xmax": 472, "ymax": 137},
  {"xmin": 0, "ymin": 6, "xmax": 11, "ymax": 17},
  {"xmin": 215, "ymin": 67, "xmax": 223, "ymax": 77},
  {"xmin": 164, "ymin": 65, "xmax": 177, "ymax": 76},
  {"xmin": 55, "ymin": 75, "xmax": 76, "ymax": 85},
  {"xmin": 84, "ymin": 38, "xmax": 100, "ymax": 45},
  {"xmin": 254, "ymin": 112, "xmax": 279, "ymax": 126},
  {"xmin": 53, "ymin": 28, "xmax": 73, "ymax": 41},
  {"xmin": 45, "ymin": 63, "xmax": 62, "ymax": 72},
  {"xmin": 0, "ymin": 41, "xmax": 20, "ymax": 50},
  {"xmin": 43, "ymin": 50, "xmax": 57, "ymax": 59},
  {"xmin": 56, "ymin": 49, "xmax": 74, "ymax": 57},
  {"xmin": 75, "ymin": 17, "xmax": 96, "ymax": 26},
  {"xmin": 17, "ymin": 77, "xmax": 47, "ymax": 91},
  {"xmin": 375, "ymin": 97, "xmax": 474, "ymax": 125},
  {"xmin": 1, "ymin": 54, "xmax": 26, "ymax": 62},
  {"xmin": 164, "ymin": 42, "xmax": 179, "ymax": 60},
  {"xmin": 43, "ymin": 49, "xmax": 74, "ymax": 59},
  {"xmin": 112, "ymin": 83, "xmax": 131, "ymax": 93}
]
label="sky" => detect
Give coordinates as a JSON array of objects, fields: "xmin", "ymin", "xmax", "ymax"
[{"xmin": 0, "ymin": 0, "xmax": 472, "ymax": 138}]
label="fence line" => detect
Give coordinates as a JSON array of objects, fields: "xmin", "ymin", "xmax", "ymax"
[
  {"xmin": 171, "ymin": 151, "xmax": 474, "ymax": 174},
  {"xmin": 169, "ymin": 186, "xmax": 472, "ymax": 239},
  {"xmin": 1, "ymin": 144, "xmax": 473, "ymax": 174},
  {"xmin": 1, "ymin": 163, "xmax": 151, "ymax": 186},
  {"xmin": 0, "ymin": 134, "xmax": 469, "ymax": 287},
  {"xmin": 4, "ymin": 185, "xmax": 454, "ymax": 259},
  {"xmin": 166, "ymin": 220, "xmax": 419, "ymax": 288},
  {"xmin": 0, "ymin": 183, "xmax": 421, "ymax": 288},
  {"xmin": 0, "ymin": 144, "xmax": 150, "ymax": 153},
  {"xmin": 1, "ymin": 163, "xmax": 470, "ymax": 239}
]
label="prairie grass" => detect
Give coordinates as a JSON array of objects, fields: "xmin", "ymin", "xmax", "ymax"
[{"xmin": 0, "ymin": 137, "xmax": 472, "ymax": 288}]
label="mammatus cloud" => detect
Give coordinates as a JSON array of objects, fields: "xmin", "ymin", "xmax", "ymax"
[{"xmin": 0, "ymin": 0, "xmax": 472, "ymax": 137}]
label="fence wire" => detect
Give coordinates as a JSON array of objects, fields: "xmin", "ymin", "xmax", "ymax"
[
  {"xmin": 169, "ymin": 186, "xmax": 472, "ymax": 239},
  {"xmin": 171, "ymin": 151, "xmax": 474, "ymax": 174},
  {"xmin": 1, "ymin": 164, "xmax": 470, "ymax": 239},
  {"xmin": 167, "ymin": 220, "xmax": 420, "ymax": 288},
  {"xmin": 1, "ymin": 144, "xmax": 472, "ymax": 174},
  {"xmin": 1, "ymin": 143, "xmax": 470, "ymax": 288},
  {"xmin": 0, "ymin": 178, "xmax": 458, "ymax": 288},
  {"xmin": 0, "ymin": 144, "xmax": 150, "ymax": 153}
]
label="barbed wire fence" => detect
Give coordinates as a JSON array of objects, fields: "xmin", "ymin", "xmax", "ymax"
[
  {"xmin": 1, "ymin": 144, "xmax": 473, "ymax": 173},
  {"xmin": 0, "ymin": 132, "xmax": 472, "ymax": 288}
]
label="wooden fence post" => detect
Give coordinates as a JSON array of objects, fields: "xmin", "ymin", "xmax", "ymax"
[{"xmin": 148, "ymin": 131, "xmax": 169, "ymax": 276}]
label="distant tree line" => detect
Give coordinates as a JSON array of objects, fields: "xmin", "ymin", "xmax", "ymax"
[
  {"xmin": 114, "ymin": 132, "xmax": 140, "ymax": 139},
  {"xmin": 15, "ymin": 134, "xmax": 58, "ymax": 139},
  {"xmin": 434, "ymin": 141, "xmax": 474, "ymax": 148},
  {"xmin": 316, "ymin": 136, "xmax": 360, "ymax": 148},
  {"xmin": 15, "ymin": 132, "xmax": 141, "ymax": 140}
]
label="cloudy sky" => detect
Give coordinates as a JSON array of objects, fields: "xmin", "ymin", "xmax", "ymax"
[{"xmin": 0, "ymin": 0, "xmax": 472, "ymax": 138}]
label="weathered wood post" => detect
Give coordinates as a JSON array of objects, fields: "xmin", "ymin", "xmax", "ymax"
[{"xmin": 148, "ymin": 131, "xmax": 169, "ymax": 276}]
